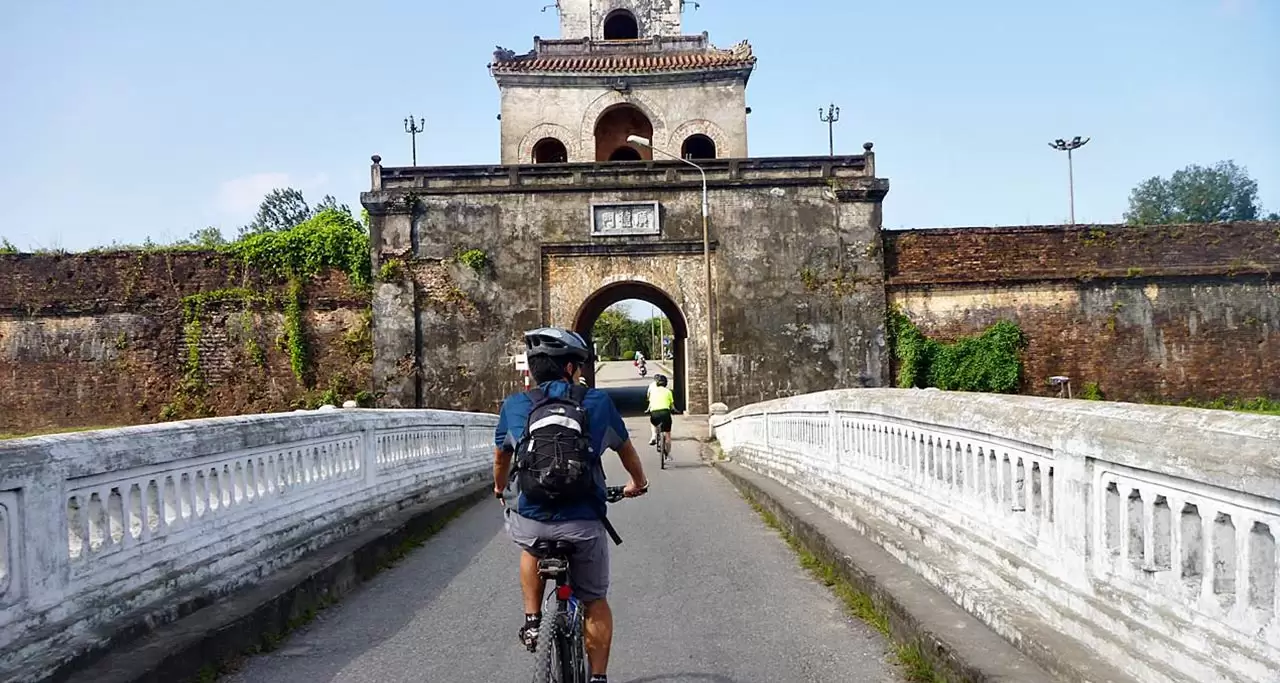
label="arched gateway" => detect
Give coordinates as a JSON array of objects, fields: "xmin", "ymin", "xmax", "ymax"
[
  {"xmin": 361, "ymin": 0, "xmax": 890, "ymax": 415},
  {"xmin": 573, "ymin": 282, "xmax": 689, "ymax": 411}
]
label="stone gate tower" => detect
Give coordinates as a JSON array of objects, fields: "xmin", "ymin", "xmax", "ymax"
[{"xmin": 491, "ymin": 0, "xmax": 756, "ymax": 164}]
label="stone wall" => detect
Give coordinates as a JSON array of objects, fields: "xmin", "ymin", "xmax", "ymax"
[
  {"xmin": 885, "ymin": 222, "xmax": 1280, "ymax": 401},
  {"xmin": 363, "ymin": 154, "xmax": 890, "ymax": 414},
  {"xmin": 498, "ymin": 79, "xmax": 748, "ymax": 164},
  {"xmin": 0, "ymin": 252, "xmax": 371, "ymax": 434}
]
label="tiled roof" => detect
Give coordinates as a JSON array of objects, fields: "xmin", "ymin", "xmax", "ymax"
[{"xmin": 492, "ymin": 42, "xmax": 755, "ymax": 75}]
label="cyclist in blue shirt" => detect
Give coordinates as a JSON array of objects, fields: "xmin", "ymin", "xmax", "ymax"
[{"xmin": 494, "ymin": 327, "xmax": 648, "ymax": 683}]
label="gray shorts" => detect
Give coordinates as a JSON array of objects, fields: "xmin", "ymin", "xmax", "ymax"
[{"xmin": 505, "ymin": 511, "xmax": 610, "ymax": 602}]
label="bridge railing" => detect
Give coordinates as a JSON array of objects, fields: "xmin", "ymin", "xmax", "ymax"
[
  {"xmin": 711, "ymin": 389, "xmax": 1280, "ymax": 683},
  {"xmin": 0, "ymin": 408, "xmax": 497, "ymax": 680}
]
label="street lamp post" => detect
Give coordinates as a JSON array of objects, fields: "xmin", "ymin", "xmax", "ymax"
[
  {"xmin": 627, "ymin": 134, "xmax": 714, "ymax": 411},
  {"xmin": 819, "ymin": 104, "xmax": 840, "ymax": 157},
  {"xmin": 405, "ymin": 115, "xmax": 425, "ymax": 166},
  {"xmin": 1049, "ymin": 136, "xmax": 1090, "ymax": 224}
]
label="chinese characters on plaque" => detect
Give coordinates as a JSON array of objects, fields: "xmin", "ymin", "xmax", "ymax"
[{"xmin": 590, "ymin": 201, "xmax": 661, "ymax": 237}]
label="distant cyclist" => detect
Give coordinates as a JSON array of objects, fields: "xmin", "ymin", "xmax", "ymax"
[
  {"xmin": 494, "ymin": 327, "xmax": 649, "ymax": 683},
  {"xmin": 646, "ymin": 374, "xmax": 675, "ymax": 457}
]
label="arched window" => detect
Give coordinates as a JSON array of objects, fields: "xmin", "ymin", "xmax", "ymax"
[
  {"xmin": 681, "ymin": 134, "xmax": 717, "ymax": 160},
  {"xmin": 594, "ymin": 104, "xmax": 654, "ymax": 162},
  {"xmin": 532, "ymin": 138, "xmax": 568, "ymax": 164},
  {"xmin": 603, "ymin": 10, "xmax": 639, "ymax": 40},
  {"xmin": 609, "ymin": 146, "xmax": 642, "ymax": 162}
]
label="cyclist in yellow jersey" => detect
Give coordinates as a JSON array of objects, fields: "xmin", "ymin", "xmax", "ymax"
[{"xmin": 646, "ymin": 374, "xmax": 676, "ymax": 458}]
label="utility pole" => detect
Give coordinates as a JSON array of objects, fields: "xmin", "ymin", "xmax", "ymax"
[
  {"xmin": 404, "ymin": 114, "xmax": 424, "ymax": 166},
  {"xmin": 819, "ymin": 103, "xmax": 840, "ymax": 156},
  {"xmin": 1049, "ymin": 136, "xmax": 1090, "ymax": 224}
]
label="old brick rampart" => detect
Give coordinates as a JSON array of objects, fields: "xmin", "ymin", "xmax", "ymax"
[
  {"xmin": 0, "ymin": 251, "xmax": 370, "ymax": 434},
  {"xmin": 885, "ymin": 222, "xmax": 1280, "ymax": 401}
]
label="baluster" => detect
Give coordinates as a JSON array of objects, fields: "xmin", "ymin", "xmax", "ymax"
[
  {"xmin": 1141, "ymin": 494, "xmax": 1156, "ymax": 572},
  {"xmin": 1118, "ymin": 484, "xmax": 1132, "ymax": 570},
  {"xmin": 1200, "ymin": 509, "xmax": 1217, "ymax": 607},
  {"xmin": 1235, "ymin": 517, "xmax": 1251, "ymax": 618}
]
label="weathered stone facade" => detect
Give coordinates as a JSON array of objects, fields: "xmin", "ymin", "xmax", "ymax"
[
  {"xmin": 362, "ymin": 154, "xmax": 891, "ymax": 415},
  {"xmin": 491, "ymin": 1, "xmax": 754, "ymax": 164}
]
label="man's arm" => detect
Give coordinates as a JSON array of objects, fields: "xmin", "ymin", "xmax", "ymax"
[
  {"xmin": 494, "ymin": 447, "xmax": 513, "ymax": 499},
  {"xmin": 615, "ymin": 440, "xmax": 648, "ymax": 496}
]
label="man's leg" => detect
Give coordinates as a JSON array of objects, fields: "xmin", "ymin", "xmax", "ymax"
[
  {"xmin": 583, "ymin": 598, "xmax": 613, "ymax": 676},
  {"xmin": 649, "ymin": 419, "xmax": 657, "ymax": 445},
  {"xmin": 520, "ymin": 550, "xmax": 545, "ymax": 614}
]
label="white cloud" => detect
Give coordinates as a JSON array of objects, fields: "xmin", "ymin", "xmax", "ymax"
[{"xmin": 217, "ymin": 172, "xmax": 292, "ymax": 215}]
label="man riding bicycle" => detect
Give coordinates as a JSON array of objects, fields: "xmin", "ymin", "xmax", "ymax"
[
  {"xmin": 494, "ymin": 327, "xmax": 649, "ymax": 683},
  {"xmin": 646, "ymin": 374, "xmax": 676, "ymax": 457}
]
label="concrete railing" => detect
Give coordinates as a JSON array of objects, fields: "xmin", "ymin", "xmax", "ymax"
[
  {"xmin": 711, "ymin": 390, "xmax": 1280, "ymax": 683},
  {"xmin": 0, "ymin": 408, "xmax": 497, "ymax": 681}
]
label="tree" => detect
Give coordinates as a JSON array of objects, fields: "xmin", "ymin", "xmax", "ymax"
[
  {"xmin": 184, "ymin": 226, "xmax": 226, "ymax": 248},
  {"xmin": 1266, "ymin": 212, "xmax": 1280, "ymax": 221},
  {"xmin": 592, "ymin": 307, "xmax": 632, "ymax": 359},
  {"xmin": 1124, "ymin": 161, "xmax": 1260, "ymax": 225},
  {"xmin": 241, "ymin": 187, "xmax": 311, "ymax": 236},
  {"xmin": 313, "ymin": 194, "xmax": 352, "ymax": 217}
]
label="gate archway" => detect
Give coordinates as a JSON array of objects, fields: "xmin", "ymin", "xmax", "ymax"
[{"xmin": 573, "ymin": 281, "xmax": 688, "ymax": 413}]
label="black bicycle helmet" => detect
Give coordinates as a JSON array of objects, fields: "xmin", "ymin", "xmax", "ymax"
[
  {"xmin": 655, "ymin": 374, "xmax": 668, "ymax": 387},
  {"xmin": 524, "ymin": 327, "xmax": 590, "ymax": 363}
]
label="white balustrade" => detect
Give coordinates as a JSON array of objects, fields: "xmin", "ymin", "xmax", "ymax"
[
  {"xmin": 0, "ymin": 408, "xmax": 497, "ymax": 681},
  {"xmin": 712, "ymin": 389, "xmax": 1280, "ymax": 683}
]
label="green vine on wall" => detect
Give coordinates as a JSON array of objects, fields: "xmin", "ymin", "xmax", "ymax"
[
  {"xmin": 456, "ymin": 248, "xmax": 488, "ymax": 272},
  {"xmin": 283, "ymin": 277, "xmax": 309, "ymax": 385},
  {"xmin": 889, "ymin": 309, "xmax": 1027, "ymax": 393}
]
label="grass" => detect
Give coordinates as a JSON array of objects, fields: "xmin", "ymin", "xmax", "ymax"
[
  {"xmin": 0, "ymin": 425, "xmax": 118, "ymax": 441},
  {"xmin": 747, "ymin": 498, "xmax": 949, "ymax": 683}
]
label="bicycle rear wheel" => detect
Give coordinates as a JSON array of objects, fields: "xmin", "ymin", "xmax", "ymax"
[{"xmin": 532, "ymin": 619, "xmax": 561, "ymax": 683}]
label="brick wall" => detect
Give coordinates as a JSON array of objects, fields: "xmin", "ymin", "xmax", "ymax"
[
  {"xmin": 885, "ymin": 222, "xmax": 1280, "ymax": 401},
  {"xmin": 0, "ymin": 252, "xmax": 370, "ymax": 434}
]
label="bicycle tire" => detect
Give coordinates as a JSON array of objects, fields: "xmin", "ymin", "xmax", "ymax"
[
  {"xmin": 532, "ymin": 618, "xmax": 560, "ymax": 683},
  {"xmin": 564, "ymin": 605, "xmax": 587, "ymax": 683}
]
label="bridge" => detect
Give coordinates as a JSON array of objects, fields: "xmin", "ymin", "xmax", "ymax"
[{"xmin": 0, "ymin": 363, "xmax": 1277, "ymax": 682}]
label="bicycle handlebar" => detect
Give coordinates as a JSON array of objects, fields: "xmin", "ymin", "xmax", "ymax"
[{"xmin": 605, "ymin": 485, "xmax": 647, "ymax": 503}]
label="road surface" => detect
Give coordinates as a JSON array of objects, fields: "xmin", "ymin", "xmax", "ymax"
[{"xmin": 224, "ymin": 366, "xmax": 903, "ymax": 682}]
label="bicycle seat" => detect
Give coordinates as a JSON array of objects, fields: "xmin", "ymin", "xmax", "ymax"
[{"xmin": 531, "ymin": 539, "xmax": 575, "ymax": 559}]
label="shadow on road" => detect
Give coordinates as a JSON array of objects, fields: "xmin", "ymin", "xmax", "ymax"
[{"xmin": 624, "ymin": 674, "xmax": 743, "ymax": 683}]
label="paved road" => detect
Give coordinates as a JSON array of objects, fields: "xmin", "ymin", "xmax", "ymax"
[
  {"xmin": 225, "ymin": 368, "xmax": 902, "ymax": 683},
  {"xmin": 595, "ymin": 359, "xmax": 667, "ymax": 416}
]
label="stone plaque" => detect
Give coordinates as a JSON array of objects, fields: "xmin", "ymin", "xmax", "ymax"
[{"xmin": 590, "ymin": 201, "xmax": 660, "ymax": 237}]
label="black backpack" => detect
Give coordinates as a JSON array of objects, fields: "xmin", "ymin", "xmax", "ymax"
[{"xmin": 514, "ymin": 385, "xmax": 597, "ymax": 505}]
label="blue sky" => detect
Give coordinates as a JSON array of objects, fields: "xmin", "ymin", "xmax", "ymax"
[{"xmin": 1, "ymin": 0, "xmax": 1277, "ymax": 250}]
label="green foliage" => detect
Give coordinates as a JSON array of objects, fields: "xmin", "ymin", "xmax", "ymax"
[
  {"xmin": 378, "ymin": 258, "xmax": 405, "ymax": 281},
  {"xmin": 1171, "ymin": 396, "xmax": 1280, "ymax": 415},
  {"xmin": 591, "ymin": 305, "xmax": 672, "ymax": 360},
  {"xmin": 1081, "ymin": 382, "xmax": 1105, "ymax": 401},
  {"xmin": 313, "ymin": 194, "xmax": 352, "ymax": 217},
  {"xmin": 1267, "ymin": 212, "xmax": 1280, "ymax": 221},
  {"xmin": 456, "ymin": 248, "xmax": 488, "ymax": 272},
  {"xmin": 889, "ymin": 309, "xmax": 1026, "ymax": 393},
  {"xmin": 341, "ymin": 308, "xmax": 374, "ymax": 364},
  {"xmin": 224, "ymin": 208, "xmax": 370, "ymax": 286},
  {"xmin": 799, "ymin": 267, "xmax": 821, "ymax": 292},
  {"xmin": 181, "ymin": 226, "xmax": 226, "ymax": 248},
  {"xmin": 0, "ymin": 238, "xmax": 17, "ymax": 254},
  {"xmin": 1125, "ymin": 160, "xmax": 1261, "ymax": 225},
  {"xmin": 283, "ymin": 278, "xmax": 309, "ymax": 386},
  {"xmin": 242, "ymin": 187, "xmax": 312, "ymax": 236},
  {"xmin": 245, "ymin": 338, "xmax": 267, "ymax": 367}
]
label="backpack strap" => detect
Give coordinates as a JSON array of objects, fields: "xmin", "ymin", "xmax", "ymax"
[{"xmin": 567, "ymin": 383, "xmax": 588, "ymax": 405}]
